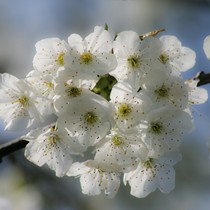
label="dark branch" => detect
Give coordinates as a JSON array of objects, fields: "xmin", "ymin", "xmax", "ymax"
[
  {"xmin": 1, "ymin": 71, "xmax": 210, "ymax": 163},
  {"xmin": 0, "ymin": 138, "xmax": 28, "ymax": 163},
  {"xmin": 193, "ymin": 71, "xmax": 210, "ymax": 87}
]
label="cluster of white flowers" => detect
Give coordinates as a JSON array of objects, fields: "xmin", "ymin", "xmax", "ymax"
[{"xmin": 0, "ymin": 26, "xmax": 208, "ymax": 198}]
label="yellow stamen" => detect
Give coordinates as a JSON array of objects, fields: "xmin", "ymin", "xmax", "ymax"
[
  {"xmin": 112, "ymin": 135, "xmax": 124, "ymax": 146},
  {"xmin": 118, "ymin": 103, "xmax": 132, "ymax": 117},
  {"xmin": 12, "ymin": 95, "xmax": 29, "ymax": 107},
  {"xmin": 149, "ymin": 121, "xmax": 164, "ymax": 135},
  {"xmin": 127, "ymin": 55, "xmax": 140, "ymax": 69},
  {"xmin": 159, "ymin": 53, "xmax": 169, "ymax": 64},
  {"xmin": 80, "ymin": 52, "xmax": 93, "ymax": 64},
  {"xmin": 56, "ymin": 52, "xmax": 65, "ymax": 66},
  {"xmin": 84, "ymin": 111, "xmax": 98, "ymax": 124}
]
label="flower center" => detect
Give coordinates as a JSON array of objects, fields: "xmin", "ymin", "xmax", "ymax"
[
  {"xmin": 118, "ymin": 103, "xmax": 132, "ymax": 117},
  {"xmin": 112, "ymin": 135, "xmax": 124, "ymax": 146},
  {"xmin": 149, "ymin": 121, "xmax": 164, "ymax": 134},
  {"xmin": 49, "ymin": 134, "xmax": 60, "ymax": 144},
  {"xmin": 143, "ymin": 158, "xmax": 154, "ymax": 169},
  {"xmin": 80, "ymin": 52, "xmax": 93, "ymax": 64},
  {"xmin": 127, "ymin": 55, "xmax": 140, "ymax": 69},
  {"xmin": 44, "ymin": 81, "xmax": 54, "ymax": 89},
  {"xmin": 48, "ymin": 126, "xmax": 59, "ymax": 144},
  {"xmin": 65, "ymin": 85, "xmax": 82, "ymax": 97},
  {"xmin": 84, "ymin": 111, "xmax": 98, "ymax": 124},
  {"xmin": 143, "ymin": 158, "xmax": 156, "ymax": 177},
  {"xmin": 154, "ymin": 84, "xmax": 169, "ymax": 98},
  {"xmin": 42, "ymin": 81, "xmax": 54, "ymax": 95},
  {"xmin": 56, "ymin": 52, "xmax": 65, "ymax": 66},
  {"xmin": 159, "ymin": 53, "xmax": 169, "ymax": 64},
  {"xmin": 18, "ymin": 96, "xmax": 29, "ymax": 107}
]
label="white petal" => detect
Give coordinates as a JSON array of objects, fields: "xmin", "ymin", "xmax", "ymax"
[
  {"xmin": 102, "ymin": 172, "xmax": 120, "ymax": 198},
  {"xmin": 204, "ymin": 35, "xmax": 210, "ymax": 59},
  {"xmin": 25, "ymin": 141, "xmax": 48, "ymax": 167},
  {"xmin": 67, "ymin": 162, "xmax": 90, "ymax": 176},
  {"xmin": 160, "ymin": 35, "xmax": 181, "ymax": 49},
  {"xmin": 114, "ymin": 31, "xmax": 140, "ymax": 57},
  {"xmin": 0, "ymin": 73, "xmax": 19, "ymax": 90},
  {"xmin": 157, "ymin": 165, "xmax": 175, "ymax": 193},
  {"xmin": 124, "ymin": 165, "xmax": 157, "ymax": 198},
  {"xmin": 185, "ymin": 79, "xmax": 208, "ymax": 105},
  {"xmin": 80, "ymin": 172, "xmax": 102, "ymax": 196},
  {"xmin": 85, "ymin": 26, "xmax": 113, "ymax": 53},
  {"xmin": 68, "ymin": 34, "xmax": 84, "ymax": 53}
]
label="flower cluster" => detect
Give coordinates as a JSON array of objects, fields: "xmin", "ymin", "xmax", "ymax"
[{"xmin": 0, "ymin": 26, "xmax": 208, "ymax": 198}]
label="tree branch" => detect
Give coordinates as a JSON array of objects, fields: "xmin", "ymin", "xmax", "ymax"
[
  {"xmin": 193, "ymin": 71, "xmax": 210, "ymax": 87},
  {"xmin": 0, "ymin": 71, "xmax": 210, "ymax": 163},
  {"xmin": 0, "ymin": 138, "xmax": 28, "ymax": 163}
]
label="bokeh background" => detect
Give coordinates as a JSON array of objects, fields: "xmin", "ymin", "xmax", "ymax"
[{"xmin": 0, "ymin": 0, "xmax": 210, "ymax": 209}]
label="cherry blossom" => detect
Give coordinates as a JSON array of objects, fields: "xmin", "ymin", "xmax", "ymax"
[
  {"xmin": 25, "ymin": 124, "xmax": 74, "ymax": 177},
  {"xmin": 67, "ymin": 160, "xmax": 121, "ymax": 198},
  {"xmin": 159, "ymin": 35, "xmax": 196, "ymax": 74},
  {"xmin": 66, "ymin": 26, "xmax": 117, "ymax": 79},
  {"xmin": 0, "ymin": 73, "xmax": 44, "ymax": 130},
  {"xmin": 33, "ymin": 38, "xmax": 69, "ymax": 76},
  {"xmin": 124, "ymin": 152, "xmax": 181, "ymax": 198}
]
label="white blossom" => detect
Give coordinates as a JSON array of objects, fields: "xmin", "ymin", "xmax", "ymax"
[
  {"xmin": 26, "ymin": 70, "xmax": 55, "ymax": 100},
  {"xmin": 33, "ymin": 38, "xmax": 69, "ymax": 76},
  {"xmin": 67, "ymin": 160, "xmax": 121, "ymax": 198},
  {"xmin": 26, "ymin": 70, "xmax": 55, "ymax": 115},
  {"xmin": 138, "ymin": 106, "xmax": 194, "ymax": 156},
  {"xmin": 124, "ymin": 152, "xmax": 182, "ymax": 198},
  {"xmin": 53, "ymin": 69, "xmax": 96, "ymax": 115},
  {"xmin": 95, "ymin": 128, "xmax": 148, "ymax": 172},
  {"xmin": 57, "ymin": 94, "xmax": 114, "ymax": 150},
  {"xmin": 110, "ymin": 82, "xmax": 151, "ymax": 132},
  {"xmin": 0, "ymin": 73, "xmax": 43, "ymax": 130},
  {"xmin": 159, "ymin": 35, "xmax": 196, "ymax": 73},
  {"xmin": 141, "ymin": 68, "xmax": 189, "ymax": 110},
  {"xmin": 66, "ymin": 26, "xmax": 117, "ymax": 79},
  {"xmin": 24, "ymin": 124, "xmax": 75, "ymax": 177},
  {"xmin": 110, "ymin": 30, "xmax": 161, "ymax": 88}
]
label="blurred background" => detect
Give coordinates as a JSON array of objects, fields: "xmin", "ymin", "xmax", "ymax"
[{"xmin": 0, "ymin": 0, "xmax": 210, "ymax": 209}]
